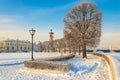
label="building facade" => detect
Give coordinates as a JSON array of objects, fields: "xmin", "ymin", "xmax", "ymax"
[{"xmin": 0, "ymin": 39, "xmax": 32, "ymax": 52}]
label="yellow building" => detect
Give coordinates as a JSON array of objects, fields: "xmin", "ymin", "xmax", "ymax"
[{"xmin": 0, "ymin": 39, "xmax": 31, "ymax": 52}]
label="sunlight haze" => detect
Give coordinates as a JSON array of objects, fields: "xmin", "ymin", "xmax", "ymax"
[{"xmin": 0, "ymin": 0, "xmax": 120, "ymax": 48}]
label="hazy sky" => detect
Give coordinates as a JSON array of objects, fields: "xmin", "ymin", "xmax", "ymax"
[{"xmin": 0, "ymin": 0, "xmax": 120, "ymax": 48}]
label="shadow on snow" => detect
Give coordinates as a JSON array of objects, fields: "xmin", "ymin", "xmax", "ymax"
[
  {"xmin": 0, "ymin": 62, "xmax": 24, "ymax": 66},
  {"xmin": 71, "ymin": 63, "xmax": 98, "ymax": 74}
]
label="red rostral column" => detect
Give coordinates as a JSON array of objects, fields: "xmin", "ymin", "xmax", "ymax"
[{"xmin": 49, "ymin": 29, "xmax": 54, "ymax": 51}]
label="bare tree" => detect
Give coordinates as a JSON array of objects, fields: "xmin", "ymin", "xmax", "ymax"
[
  {"xmin": 64, "ymin": 29, "xmax": 78, "ymax": 54},
  {"xmin": 37, "ymin": 41, "xmax": 43, "ymax": 52},
  {"xmin": 61, "ymin": 38, "xmax": 67, "ymax": 53},
  {"xmin": 64, "ymin": 2, "xmax": 101, "ymax": 58}
]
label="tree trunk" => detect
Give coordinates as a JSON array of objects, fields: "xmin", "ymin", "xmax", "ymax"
[
  {"xmin": 70, "ymin": 48, "xmax": 71, "ymax": 54},
  {"xmin": 59, "ymin": 48, "xmax": 60, "ymax": 53},
  {"xmin": 48, "ymin": 46, "xmax": 49, "ymax": 53},
  {"xmin": 82, "ymin": 44, "xmax": 87, "ymax": 58},
  {"xmin": 79, "ymin": 46, "xmax": 80, "ymax": 55},
  {"xmin": 74, "ymin": 48, "xmax": 76, "ymax": 54},
  {"xmin": 69, "ymin": 46, "xmax": 71, "ymax": 53},
  {"xmin": 58, "ymin": 49, "xmax": 60, "ymax": 53},
  {"xmin": 64, "ymin": 48, "xmax": 66, "ymax": 53}
]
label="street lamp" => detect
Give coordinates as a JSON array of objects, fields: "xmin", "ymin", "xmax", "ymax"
[{"xmin": 29, "ymin": 28, "xmax": 36, "ymax": 60}]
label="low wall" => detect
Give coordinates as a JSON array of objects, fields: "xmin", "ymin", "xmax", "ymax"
[
  {"xmin": 42, "ymin": 54, "xmax": 75, "ymax": 61},
  {"xmin": 89, "ymin": 53, "xmax": 117, "ymax": 80},
  {"xmin": 24, "ymin": 54, "xmax": 75, "ymax": 72}
]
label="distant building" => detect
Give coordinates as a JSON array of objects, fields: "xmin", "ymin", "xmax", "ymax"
[{"xmin": 0, "ymin": 39, "xmax": 37, "ymax": 52}]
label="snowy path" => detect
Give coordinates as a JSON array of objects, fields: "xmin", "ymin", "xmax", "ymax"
[
  {"xmin": 0, "ymin": 52, "xmax": 110, "ymax": 80},
  {"xmin": 106, "ymin": 52, "xmax": 120, "ymax": 80}
]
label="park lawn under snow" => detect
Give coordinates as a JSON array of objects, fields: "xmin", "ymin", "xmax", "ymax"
[{"xmin": 0, "ymin": 52, "xmax": 110, "ymax": 80}]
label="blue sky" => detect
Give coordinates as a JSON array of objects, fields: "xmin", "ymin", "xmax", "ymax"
[{"xmin": 0, "ymin": 0, "xmax": 120, "ymax": 47}]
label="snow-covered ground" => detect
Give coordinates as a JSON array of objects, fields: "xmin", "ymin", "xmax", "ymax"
[
  {"xmin": 0, "ymin": 52, "xmax": 110, "ymax": 80},
  {"xmin": 105, "ymin": 52, "xmax": 120, "ymax": 80}
]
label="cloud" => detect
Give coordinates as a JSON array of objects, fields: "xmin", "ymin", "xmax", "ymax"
[
  {"xmin": 29, "ymin": 1, "xmax": 78, "ymax": 16},
  {"xmin": 98, "ymin": 33, "xmax": 120, "ymax": 49},
  {"xmin": 0, "ymin": 15, "xmax": 16, "ymax": 23},
  {"xmin": 0, "ymin": 31, "xmax": 29, "ymax": 41}
]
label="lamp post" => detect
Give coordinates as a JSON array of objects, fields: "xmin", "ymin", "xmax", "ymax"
[{"xmin": 29, "ymin": 28, "xmax": 36, "ymax": 60}]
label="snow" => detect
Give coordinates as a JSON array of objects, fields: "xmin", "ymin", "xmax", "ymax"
[
  {"xmin": 0, "ymin": 52, "xmax": 110, "ymax": 80},
  {"xmin": 105, "ymin": 52, "xmax": 120, "ymax": 80}
]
